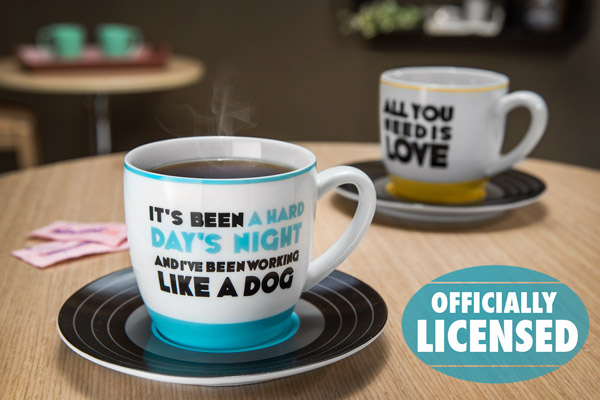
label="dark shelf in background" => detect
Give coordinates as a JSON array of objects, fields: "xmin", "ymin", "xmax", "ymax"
[{"xmin": 353, "ymin": 0, "xmax": 592, "ymax": 52}]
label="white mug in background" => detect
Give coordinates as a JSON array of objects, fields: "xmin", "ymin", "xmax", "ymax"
[
  {"xmin": 380, "ymin": 66, "xmax": 548, "ymax": 204},
  {"xmin": 124, "ymin": 136, "xmax": 376, "ymax": 351}
]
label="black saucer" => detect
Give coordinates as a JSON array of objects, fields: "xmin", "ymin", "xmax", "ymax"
[
  {"xmin": 57, "ymin": 268, "xmax": 387, "ymax": 386},
  {"xmin": 337, "ymin": 160, "xmax": 546, "ymax": 223}
]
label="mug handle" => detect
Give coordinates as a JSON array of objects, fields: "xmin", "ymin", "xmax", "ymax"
[
  {"xmin": 486, "ymin": 91, "xmax": 548, "ymax": 176},
  {"xmin": 128, "ymin": 27, "xmax": 144, "ymax": 52},
  {"xmin": 36, "ymin": 26, "xmax": 54, "ymax": 49},
  {"xmin": 303, "ymin": 166, "xmax": 376, "ymax": 291}
]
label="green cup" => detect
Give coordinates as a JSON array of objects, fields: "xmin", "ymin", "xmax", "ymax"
[
  {"xmin": 97, "ymin": 24, "xmax": 143, "ymax": 58},
  {"xmin": 37, "ymin": 24, "xmax": 86, "ymax": 59}
]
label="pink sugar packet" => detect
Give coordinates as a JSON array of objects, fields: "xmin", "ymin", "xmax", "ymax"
[
  {"xmin": 11, "ymin": 240, "xmax": 129, "ymax": 268},
  {"xmin": 31, "ymin": 221, "xmax": 128, "ymax": 247}
]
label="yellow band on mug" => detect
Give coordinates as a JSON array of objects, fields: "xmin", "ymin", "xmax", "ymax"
[{"xmin": 385, "ymin": 175, "xmax": 488, "ymax": 204}]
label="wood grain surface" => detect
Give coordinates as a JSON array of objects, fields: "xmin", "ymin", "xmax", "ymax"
[
  {"xmin": 0, "ymin": 55, "xmax": 204, "ymax": 94},
  {"xmin": 0, "ymin": 142, "xmax": 598, "ymax": 399}
]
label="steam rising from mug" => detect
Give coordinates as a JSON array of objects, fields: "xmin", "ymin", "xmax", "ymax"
[{"xmin": 155, "ymin": 68, "xmax": 258, "ymax": 136}]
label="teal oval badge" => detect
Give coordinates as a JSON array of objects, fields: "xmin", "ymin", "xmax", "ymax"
[{"xmin": 402, "ymin": 265, "xmax": 589, "ymax": 383}]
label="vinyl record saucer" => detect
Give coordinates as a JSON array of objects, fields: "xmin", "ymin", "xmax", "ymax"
[
  {"xmin": 336, "ymin": 160, "xmax": 546, "ymax": 223},
  {"xmin": 57, "ymin": 268, "xmax": 387, "ymax": 386}
]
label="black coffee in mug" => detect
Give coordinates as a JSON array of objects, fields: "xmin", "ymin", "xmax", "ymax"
[{"xmin": 151, "ymin": 159, "xmax": 294, "ymax": 179}]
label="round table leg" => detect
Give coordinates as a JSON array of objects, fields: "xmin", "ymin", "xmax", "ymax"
[{"xmin": 91, "ymin": 94, "xmax": 111, "ymax": 154}]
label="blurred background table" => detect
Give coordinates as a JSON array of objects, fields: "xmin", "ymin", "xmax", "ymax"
[
  {"xmin": 0, "ymin": 142, "xmax": 598, "ymax": 399},
  {"xmin": 0, "ymin": 55, "xmax": 204, "ymax": 154}
]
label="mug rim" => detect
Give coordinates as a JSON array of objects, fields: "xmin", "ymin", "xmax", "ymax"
[
  {"xmin": 43, "ymin": 23, "xmax": 86, "ymax": 36},
  {"xmin": 124, "ymin": 136, "xmax": 317, "ymax": 185},
  {"xmin": 97, "ymin": 23, "xmax": 136, "ymax": 34},
  {"xmin": 381, "ymin": 66, "xmax": 509, "ymax": 92},
  {"xmin": 46, "ymin": 23, "xmax": 85, "ymax": 30}
]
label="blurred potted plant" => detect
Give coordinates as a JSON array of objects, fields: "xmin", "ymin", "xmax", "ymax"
[{"xmin": 338, "ymin": 1, "xmax": 424, "ymax": 39}]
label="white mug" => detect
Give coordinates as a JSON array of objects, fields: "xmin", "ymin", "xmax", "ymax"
[
  {"xmin": 380, "ymin": 66, "xmax": 548, "ymax": 204},
  {"xmin": 124, "ymin": 136, "xmax": 376, "ymax": 351}
]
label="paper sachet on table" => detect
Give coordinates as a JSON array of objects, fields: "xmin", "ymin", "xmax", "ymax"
[
  {"xmin": 12, "ymin": 240, "xmax": 129, "ymax": 268},
  {"xmin": 11, "ymin": 221, "xmax": 129, "ymax": 268},
  {"xmin": 31, "ymin": 220, "xmax": 128, "ymax": 247}
]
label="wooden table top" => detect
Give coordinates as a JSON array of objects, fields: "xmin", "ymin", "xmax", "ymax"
[
  {"xmin": 0, "ymin": 142, "xmax": 598, "ymax": 399},
  {"xmin": 0, "ymin": 55, "xmax": 204, "ymax": 94}
]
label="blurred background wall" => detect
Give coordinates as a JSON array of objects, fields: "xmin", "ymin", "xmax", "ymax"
[{"xmin": 0, "ymin": 0, "xmax": 598, "ymax": 172}]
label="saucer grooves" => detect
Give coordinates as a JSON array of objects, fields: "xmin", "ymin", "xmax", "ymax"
[{"xmin": 57, "ymin": 268, "xmax": 387, "ymax": 386}]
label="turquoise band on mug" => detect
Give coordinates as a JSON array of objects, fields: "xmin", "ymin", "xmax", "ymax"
[{"xmin": 147, "ymin": 306, "xmax": 298, "ymax": 351}]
